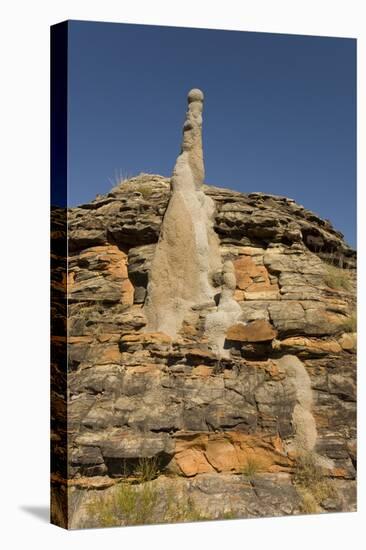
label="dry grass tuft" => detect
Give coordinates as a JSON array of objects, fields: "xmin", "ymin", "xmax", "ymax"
[
  {"xmin": 136, "ymin": 184, "xmax": 154, "ymax": 198},
  {"xmin": 241, "ymin": 456, "xmax": 265, "ymax": 478},
  {"xmin": 297, "ymin": 489, "xmax": 320, "ymax": 514},
  {"xmin": 86, "ymin": 482, "xmax": 158, "ymax": 527},
  {"xmin": 134, "ymin": 456, "xmax": 161, "ymax": 482},
  {"xmin": 342, "ymin": 311, "xmax": 357, "ymax": 333},
  {"xmin": 323, "ymin": 264, "xmax": 352, "ymax": 291},
  {"xmin": 85, "ymin": 481, "xmax": 218, "ymax": 527},
  {"xmin": 293, "ymin": 452, "xmax": 337, "ymax": 514}
]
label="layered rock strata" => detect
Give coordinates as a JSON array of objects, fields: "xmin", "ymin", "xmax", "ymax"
[{"xmin": 57, "ymin": 90, "xmax": 357, "ymax": 528}]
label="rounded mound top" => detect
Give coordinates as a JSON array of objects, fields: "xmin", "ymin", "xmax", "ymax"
[{"xmin": 188, "ymin": 88, "xmax": 204, "ymax": 103}]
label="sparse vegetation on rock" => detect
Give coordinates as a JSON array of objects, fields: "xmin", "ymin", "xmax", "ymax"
[
  {"xmin": 241, "ymin": 456, "xmax": 265, "ymax": 478},
  {"xmin": 323, "ymin": 263, "xmax": 352, "ymax": 291},
  {"xmin": 293, "ymin": 452, "xmax": 337, "ymax": 514},
  {"xmin": 342, "ymin": 311, "xmax": 357, "ymax": 333}
]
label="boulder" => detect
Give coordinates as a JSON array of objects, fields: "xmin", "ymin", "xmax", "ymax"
[{"xmin": 338, "ymin": 332, "xmax": 357, "ymax": 352}]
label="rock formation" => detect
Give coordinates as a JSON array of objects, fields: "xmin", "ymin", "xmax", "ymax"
[
  {"xmin": 143, "ymin": 89, "xmax": 222, "ymax": 337},
  {"xmin": 279, "ymin": 355, "xmax": 318, "ymax": 454},
  {"xmin": 205, "ymin": 260, "xmax": 242, "ymax": 358},
  {"xmin": 52, "ymin": 89, "xmax": 357, "ymax": 528}
]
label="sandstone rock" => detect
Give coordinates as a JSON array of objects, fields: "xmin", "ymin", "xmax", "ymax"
[
  {"xmin": 209, "ymin": 188, "xmax": 355, "ymax": 269},
  {"xmin": 268, "ymin": 301, "xmax": 346, "ymax": 337},
  {"xmin": 52, "ymin": 79, "xmax": 358, "ymax": 528},
  {"xmin": 234, "ymin": 256, "xmax": 279, "ymax": 297},
  {"xmin": 264, "ymin": 247, "xmax": 325, "ymax": 275},
  {"xmin": 276, "ymin": 337, "xmax": 342, "ymax": 357},
  {"xmin": 68, "ymin": 175, "xmax": 171, "ymax": 252},
  {"xmin": 233, "ymin": 289, "xmax": 245, "ymax": 301},
  {"xmin": 268, "ymin": 302, "xmax": 305, "ymax": 334},
  {"xmin": 119, "ymin": 331, "xmax": 172, "ymax": 352},
  {"xmin": 205, "ymin": 260, "xmax": 242, "ymax": 357},
  {"xmin": 234, "ymin": 256, "xmax": 267, "ymax": 289},
  {"xmin": 315, "ymin": 438, "xmax": 356, "ymax": 479},
  {"xmin": 191, "ymin": 365, "xmax": 213, "ymax": 377},
  {"xmin": 328, "ymin": 372, "xmax": 356, "ymax": 403},
  {"xmin": 226, "ymin": 320, "xmax": 277, "ymax": 342},
  {"xmin": 338, "ymin": 332, "xmax": 357, "ymax": 352},
  {"xmin": 77, "ymin": 429, "xmax": 174, "ymax": 461},
  {"xmin": 68, "ymin": 229, "xmax": 107, "ymax": 252},
  {"xmin": 240, "ymin": 301, "xmax": 271, "ymax": 322},
  {"xmin": 68, "ymin": 245, "xmax": 134, "ymax": 304},
  {"xmin": 174, "ymin": 446, "xmax": 215, "ymax": 477},
  {"xmin": 238, "ymin": 246, "xmax": 265, "ymax": 256},
  {"xmin": 127, "ymin": 243, "xmax": 156, "ymax": 302},
  {"xmin": 244, "ymin": 289, "xmax": 280, "ymax": 300},
  {"xmin": 172, "ymin": 432, "xmax": 293, "ymax": 477},
  {"xmin": 69, "ymin": 472, "xmax": 304, "ymax": 528}
]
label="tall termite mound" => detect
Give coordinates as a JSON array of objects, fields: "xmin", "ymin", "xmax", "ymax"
[{"xmin": 143, "ymin": 89, "xmax": 222, "ymax": 337}]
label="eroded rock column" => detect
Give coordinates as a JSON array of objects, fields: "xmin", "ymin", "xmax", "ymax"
[
  {"xmin": 205, "ymin": 261, "xmax": 242, "ymax": 357},
  {"xmin": 279, "ymin": 355, "xmax": 317, "ymax": 454},
  {"xmin": 143, "ymin": 89, "xmax": 222, "ymax": 337}
]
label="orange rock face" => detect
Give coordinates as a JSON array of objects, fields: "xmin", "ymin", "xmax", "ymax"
[
  {"xmin": 120, "ymin": 332, "xmax": 172, "ymax": 346},
  {"xmin": 173, "ymin": 432, "xmax": 293, "ymax": 477},
  {"xmin": 278, "ymin": 336, "xmax": 342, "ymax": 355},
  {"xmin": 96, "ymin": 344, "xmax": 121, "ymax": 364},
  {"xmin": 191, "ymin": 365, "xmax": 213, "ymax": 377},
  {"xmin": 226, "ymin": 320, "xmax": 277, "ymax": 342},
  {"xmin": 174, "ymin": 446, "xmax": 215, "ymax": 476},
  {"xmin": 121, "ymin": 278, "xmax": 134, "ymax": 306},
  {"xmin": 68, "ymin": 244, "xmax": 134, "ymax": 305},
  {"xmin": 234, "ymin": 255, "xmax": 279, "ymax": 295}
]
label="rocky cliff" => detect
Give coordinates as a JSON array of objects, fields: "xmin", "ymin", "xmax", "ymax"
[{"xmin": 52, "ymin": 90, "xmax": 356, "ymax": 528}]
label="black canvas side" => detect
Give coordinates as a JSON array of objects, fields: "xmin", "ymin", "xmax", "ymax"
[{"xmin": 50, "ymin": 20, "xmax": 68, "ymax": 529}]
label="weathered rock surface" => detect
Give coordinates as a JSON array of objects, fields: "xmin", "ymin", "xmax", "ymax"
[
  {"xmin": 55, "ymin": 91, "xmax": 356, "ymax": 528},
  {"xmin": 62, "ymin": 169, "xmax": 357, "ymax": 524},
  {"xmin": 69, "ymin": 472, "xmax": 302, "ymax": 528},
  {"xmin": 227, "ymin": 320, "xmax": 277, "ymax": 342}
]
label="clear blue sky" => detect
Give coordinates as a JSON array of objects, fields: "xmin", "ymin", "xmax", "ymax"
[{"xmin": 67, "ymin": 21, "xmax": 356, "ymax": 247}]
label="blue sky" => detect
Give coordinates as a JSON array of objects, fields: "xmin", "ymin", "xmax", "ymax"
[{"xmin": 67, "ymin": 21, "xmax": 356, "ymax": 247}]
